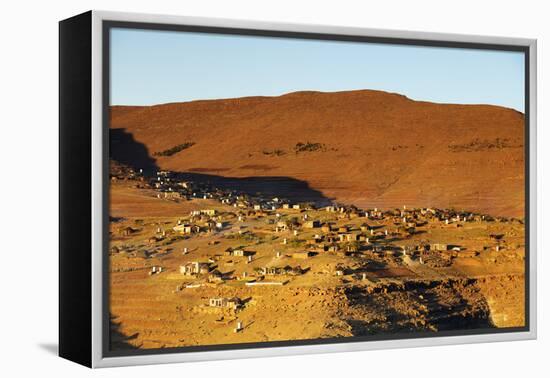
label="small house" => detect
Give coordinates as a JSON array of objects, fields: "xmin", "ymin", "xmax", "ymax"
[
  {"xmin": 164, "ymin": 191, "xmax": 182, "ymax": 199},
  {"xmin": 360, "ymin": 223, "xmax": 374, "ymax": 232},
  {"xmin": 321, "ymin": 224, "xmax": 332, "ymax": 233},
  {"xmin": 431, "ymin": 243, "xmax": 449, "ymax": 252},
  {"xmin": 180, "ymin": 261, "xmax": 211, "ymax": 275},
  {"xmin": 233, "ymin": 249, "xmax": 246, "ymax": 257},
  {"xmin": 225, "ymin": 248, "xmax": 254, "ymax": 257},
  {"xmin": 209, "ymin": 297, "xmax": 242, "ymax": 310},
  {"xmin": 205, "ymin": 220, "xmax": 217, "ymax": 229},
  {"xmin": 308, "ymin": 235, "xmax": 323, "ymax": 244},
  {"xmin": 304, "ymin": 220, "xmax": 321, "ymax": 229},
  {"xmin": 338, "ymin": 233, "xmax": 360, "ymax": 242},
  {"xmin": 258, "ymin": 266, "xmax": 281, "ymax": 276},
  {"xmin": 173, "ymin": 224, "xmax": 200, "ymax": 234},
  {"xmin": 191, "ymin": 209, "xmax": 217, "ymax": 216},
  {"xmin": 208, "ymin": 270, "xmax": 225, "ymax": 283},
  {"xmin": 324, "ymin": 244, "xmax": 340, "ymax": 252},
  {"xmin": 338, "ymin": 225, "xmax": 350, "ymax": 233}
]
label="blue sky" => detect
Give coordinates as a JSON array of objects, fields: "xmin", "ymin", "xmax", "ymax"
[{"xmin": 110, "ymin": 28, "xmax": 525, "ymax": 112}]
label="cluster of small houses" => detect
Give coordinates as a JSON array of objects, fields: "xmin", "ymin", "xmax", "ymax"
[
  {"xmin": 113, "ymin": 167, "xmax": 519, "ymax": 224},
  {"xmin": 168, "ymin": 199, "xmax": 510, "ymax": 279},
  {"xmin": 113, "ymin": 168, "xmax": 512, "ymax": 273},
  {"xmin": 266, "ymin": 205, "xmax": 498, "ymax": 259},
  {"xmin": 145, "ymin": 170, "xmax": 291, "ymax": 212},
  {"xmin": 178, "ymin": 258, "xmax": 306, "ymax": 283},
  {"xmin": 111, "ymin": 166, "xmax": 517, "ymax": 333}
]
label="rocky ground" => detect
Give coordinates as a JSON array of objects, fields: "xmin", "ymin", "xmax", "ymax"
[{"xmin": 108, "ymin": 179, "xmax": 525, "ymax": 351}]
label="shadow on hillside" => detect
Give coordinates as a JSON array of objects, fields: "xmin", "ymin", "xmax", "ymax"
[
  {"xmin": 177, "ymin": 172, "xmax": 334, "ymax": 206},
  {"xmin": 110, "ymin": 128, "xmax": 159, "ymax": 175},
  {"xmin": 109, "ymin": 129, "xmax": 333, "ymax": 206},
  {"xmin": 110, "ymin": 315, "xmax": 140, "ymax": 351}
]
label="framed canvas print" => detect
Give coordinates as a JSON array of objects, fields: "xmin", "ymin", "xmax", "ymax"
[{"xmin": 59, "ymin": 10, "xmax": 537, "ymax": 368}]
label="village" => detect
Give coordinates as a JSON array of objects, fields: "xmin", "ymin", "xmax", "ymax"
[{"xmin": 109, "ymin": 162, "xmax": 526, "ymax": 350}]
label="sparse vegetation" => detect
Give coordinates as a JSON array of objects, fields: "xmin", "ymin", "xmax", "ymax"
[
  {"xmin": 391, "ymin": 145, "xmax": 409, "ymax": 151},
  {"xmin": 287, "ymin": 238, "xmax": 306, "ymax": 248},
  {"xmin": 448, "ymin": 138, "xmax": 520, "ymax": 152},
  {"xmin": 294, "ymin": 141, "xmax": 326, "ymax": 153},
  {"xmin": 153, "ymin": 142, "xmax": 195, "ymax": 157},
  {"xmin": 226, "ymin": 232, "xmax": 262, "ymax": 244},
  {"xmin": 262, "ymin": 149, "xmax": 286, "ymax": 156}
]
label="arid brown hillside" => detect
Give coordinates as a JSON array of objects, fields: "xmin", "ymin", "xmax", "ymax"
[{"xmin": 110, "ymin": 90, "xmax": 525, "ymax": 217}]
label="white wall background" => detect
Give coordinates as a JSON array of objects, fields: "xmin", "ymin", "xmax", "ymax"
[{"xmin": 0, "ymin": 0, "xmax": 546, "ymax": 376}]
